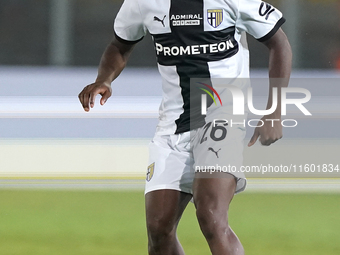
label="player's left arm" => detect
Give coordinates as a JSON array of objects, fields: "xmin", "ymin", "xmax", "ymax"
[{"xmin": 248, "ymin": 28, "xmax": 292, "ymax": 146}]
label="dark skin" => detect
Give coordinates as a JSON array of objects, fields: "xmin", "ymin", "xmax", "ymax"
[
  {"xmin": 248, "ymin": 28, "xmax": 292, "ymax": 146},
  {"xmin": 79, "ymin": 28, "xmax": 292, "ymax": 254},
  {"xmin": 78, "ymin": 38, "xmax": 135, "ymax": 112}
]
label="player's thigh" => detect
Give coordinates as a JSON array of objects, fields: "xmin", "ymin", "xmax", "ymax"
[
  {"xmin": 145, "ymin": 189, "xmax": 192, "ymax": 233},
  {"xmin": 192, "ymin": 120, "xmax": 245, "ymax": 213},
  {"xmin": 192, "ymin": 173, "xmax": 236, "ymax": 213}
]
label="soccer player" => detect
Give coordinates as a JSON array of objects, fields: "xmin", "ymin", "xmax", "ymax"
[{"xmin": 78, "ymin": 0, "xmax": 292, "ymax": 254}]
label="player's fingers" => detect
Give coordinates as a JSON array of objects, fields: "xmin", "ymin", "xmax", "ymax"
[
  {"xmin": 260, "ymin": 138, "xmax": 273, "ymax": 146},
  {"xmin": 89, "ymin": 90, "xmax": 99, "ymax": 109},
  {"xmin": 78, "ymin": 87, "xmax": 90, "ymax": 112},
  {"xmin": 260, "ymin": 135, "xmax": 282, "ymax": 146},
  {"xmin": 248, "ymin": 128, "xmax": 260, "ymax": 147},
  {"xmin": 79, "ymin": 84, "xmax": 111, "ymax": 111},
  {"xmin": 100, "ymin": 89, "xmax": 112, "ymax": 105},
  {"xmin": 83, "ymin": 92, "xmax": 90, "ymax": 111}
]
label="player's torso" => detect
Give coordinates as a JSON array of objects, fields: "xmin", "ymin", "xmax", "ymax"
[{"xmin": 134, "ymin": 0, "xmax": 249, "ymax": 134}]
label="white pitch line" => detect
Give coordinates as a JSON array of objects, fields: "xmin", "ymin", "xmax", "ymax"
[{"xmin": 0, "ymin": 179, "xmax": 339, "ymax": 192}]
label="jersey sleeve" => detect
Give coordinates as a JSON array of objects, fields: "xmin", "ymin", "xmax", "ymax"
[
  {"xmin": 113, "ymin": 0, "xmax": 146, "ymax": 44},
  {"xmin": 236, "ymin": 0, "xmax": 285, "ymax": 42}
]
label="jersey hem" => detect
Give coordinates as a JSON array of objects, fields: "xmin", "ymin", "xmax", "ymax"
[
  {"xmin": 257, "ymin": 17, "xmax": 286, "ymax": 42},
  {"xmin": 114, "ymin": 32, "xmax": 144, "ymax": 45}
]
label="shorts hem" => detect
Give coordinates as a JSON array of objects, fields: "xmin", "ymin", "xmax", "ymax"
[
  {"xmin": 144, "ymin": 184, "xmax": 193, "ymax": 195},
  {"xmin": 235, "ymin": 178, "xmax": 247, "ymax": 194}
]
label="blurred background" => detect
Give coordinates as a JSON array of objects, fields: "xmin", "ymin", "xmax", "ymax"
[
  {"xmin": 0, "ymin": 1, "xmax": 340, "ymax": 255},
  {"xmin": 0, "ymin": 0, "xmax": 340, "ymax": 68}
]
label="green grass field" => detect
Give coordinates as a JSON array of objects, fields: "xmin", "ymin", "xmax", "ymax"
[{"xmin": 0, "ymin": 189, "xmax": 339, "ymax": 255}]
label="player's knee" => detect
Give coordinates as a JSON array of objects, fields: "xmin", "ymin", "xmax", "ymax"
[
  {"xmin": 196, "ymin": 206, "xmax": 229, "ymax": 240},
  {"xmin": 147, "ymin": 218, "xmax": 176, "ymax": 253},
  {"xmin": 147, "ymin": 217, "xmax": 176, "ymax": 241}
]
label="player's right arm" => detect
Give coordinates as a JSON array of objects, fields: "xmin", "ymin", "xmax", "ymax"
[
  {"xmin": 79, "ymin": 0, "xmax": 145, "ymax": 111},
  {"xmin": 78, "ymin": 38, "xmax": 136, "ymax": 112}
]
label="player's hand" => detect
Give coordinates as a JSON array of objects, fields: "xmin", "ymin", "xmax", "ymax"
[
  {"xmin": 78, "ymin": 82, "xmax": 112, "ymax": 112},
  {"xmin": 248, "ymin": 116, "xmax": 282, "ymax": 147}
]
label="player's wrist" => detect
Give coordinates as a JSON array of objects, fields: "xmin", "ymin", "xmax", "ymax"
[
  {"xmin": 94, "ymin": 78, "xmax": 112, "ymax": 87},
  {"xmin": 263, "ymin": 111, "xmax": 281, "ymax": 120}
]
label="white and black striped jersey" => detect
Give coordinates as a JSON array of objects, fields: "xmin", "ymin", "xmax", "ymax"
[{"xmin": 114, "ymin": 0, "xmax": 285, "ymax": 135}]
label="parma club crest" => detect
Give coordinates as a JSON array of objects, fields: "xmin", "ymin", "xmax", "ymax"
[
  {"xmin": 207, "ymin": 9, "xmax": 223, "ymax": 28},
  {"xmin": 146, "ymin": 163, "xmax": 155, "ymax": 182}
]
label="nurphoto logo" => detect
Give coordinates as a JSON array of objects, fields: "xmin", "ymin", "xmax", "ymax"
[{"xmin": 199, "ymin": 83, "xmax": 312, "ymax": 128}]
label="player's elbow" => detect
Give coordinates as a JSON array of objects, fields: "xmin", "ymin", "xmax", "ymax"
[{"xmin": 279, "ymin": 31, "xmax": 293, "ymax": 62}]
